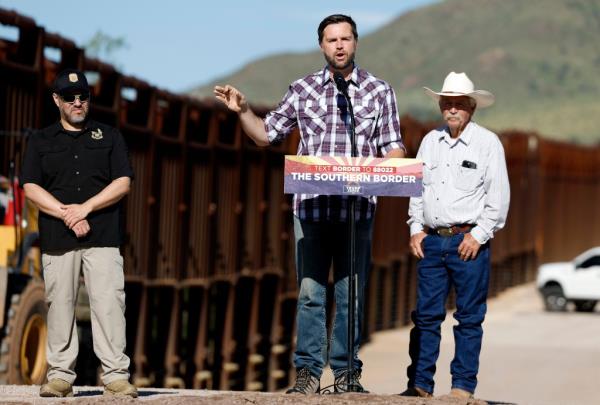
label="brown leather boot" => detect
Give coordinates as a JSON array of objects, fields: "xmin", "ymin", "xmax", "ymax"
[
  {"xmin": 450, "ymin": 387, "xmax": 474, "ymax": 398},
  {"xmin": 104, "ymin": 379, "xmax": 138, "ymax": 398},
  {"xmin": 39, "ymin": 378, "xmax": 73, "ymax": 397}
]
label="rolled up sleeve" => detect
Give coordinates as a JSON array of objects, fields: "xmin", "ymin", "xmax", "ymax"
[{"xmin": 264, "ymin": 86, "xmax": 298, "ymax": 144}]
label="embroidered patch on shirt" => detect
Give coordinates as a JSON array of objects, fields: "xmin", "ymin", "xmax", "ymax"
[{"xmin": 91, "ymin": 128, "xmax": 103, "ymax": 140}]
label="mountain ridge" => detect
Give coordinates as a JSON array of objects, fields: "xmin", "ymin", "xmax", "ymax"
[{"xmin": 189, "ymin": 0, "xmax": 600, "ymax": 143}]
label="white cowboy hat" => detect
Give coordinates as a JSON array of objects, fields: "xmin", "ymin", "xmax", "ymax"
[{"xmin": 424, "ymin": 72, "xmax": 495, "ymax": 108}]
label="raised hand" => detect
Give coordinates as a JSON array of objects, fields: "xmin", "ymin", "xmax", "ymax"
[{"xmin": 214, "ymin": 85, "xmax": 247, "ymax": 113}]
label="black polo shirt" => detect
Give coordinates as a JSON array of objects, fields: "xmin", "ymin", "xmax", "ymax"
[{"xmin": 21, "ymin": 120, "xmax": 134, "ymax": 252}]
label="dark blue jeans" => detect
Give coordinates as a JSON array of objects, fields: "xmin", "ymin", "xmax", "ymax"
[
  {"xmin": 407, "ymin": 233, "xmax": 490, "ymax": 394},
  {"xmin": 293, "ymin": 215, "xmax": 374, "ymax": 378}
]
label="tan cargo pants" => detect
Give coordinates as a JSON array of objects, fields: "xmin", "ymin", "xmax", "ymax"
[{"xmin": 41, "ymin": 247, "xmax": 130, "ymax": 384}]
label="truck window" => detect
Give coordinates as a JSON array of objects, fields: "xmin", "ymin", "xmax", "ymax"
[{"xmin": 577, "ymin": 256, "xmax": 600, "ymax": 269}]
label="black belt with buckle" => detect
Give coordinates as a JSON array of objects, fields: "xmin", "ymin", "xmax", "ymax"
[{"xmin": 426, "ymin": 224, "xmax": 475, "ymax": 237}]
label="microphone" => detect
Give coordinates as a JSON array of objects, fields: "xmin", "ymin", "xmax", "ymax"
[{"xmin": 333, "ymin": 71, "xmax": 348, "ymax": 95}]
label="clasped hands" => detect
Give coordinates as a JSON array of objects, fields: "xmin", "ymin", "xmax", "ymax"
[{"xmin": 60, "ymin": 203, "xmax": 92, "ymax": 238}]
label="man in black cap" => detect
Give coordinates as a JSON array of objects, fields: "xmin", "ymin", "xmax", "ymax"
[{"xmin": 21, "ymin": 69, "xmax": 137, "ymax": 397}]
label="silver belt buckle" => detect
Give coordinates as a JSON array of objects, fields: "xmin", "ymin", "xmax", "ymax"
[{"xmin": 437, "ymin": 227, "xmax": 453, "ymax": 237}]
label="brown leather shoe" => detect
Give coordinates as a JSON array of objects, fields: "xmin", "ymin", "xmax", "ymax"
[
  {"xmin": 104, "ymin": 379, "xmax": 138, "ymax": 398},
  {"xmin": 400, "ymin": 386, "xmax": 433, "ymax": 397},
  {"xmin": 450, "ymin": 387, "xmax": 474, "ymax": 398},
  {"xmin": 39, "ymin": 378, "xmax": 73, "ymax": 397}
]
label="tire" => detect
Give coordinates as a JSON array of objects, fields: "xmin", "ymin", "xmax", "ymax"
[
  {"xmin": 574, "ymin": 300, "xmax": 597, "ymax": 312},
  {"xmin": 0, "ymin": 280, "xmax": 48, "ymax": 384},
  {"xmin": 542, "ymin": 285, "xmax": 567, "ymax": 312}
]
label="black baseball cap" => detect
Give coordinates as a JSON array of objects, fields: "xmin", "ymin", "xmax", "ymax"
[{"xmin": 53, "ymin": 68, "xmax": 90, "ymax": 95}]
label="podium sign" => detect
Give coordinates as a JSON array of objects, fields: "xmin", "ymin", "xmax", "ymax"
[{"xmin": 284, "ymin": 156, "xmax": 422, "ymax": 197}]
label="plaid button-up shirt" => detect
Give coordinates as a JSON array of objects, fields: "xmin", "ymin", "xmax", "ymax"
[{"xmin": 264, "ymin": 66, "xmax": 404, "ymax": 222}]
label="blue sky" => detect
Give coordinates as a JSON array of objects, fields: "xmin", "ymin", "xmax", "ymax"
[{"xmin": 0, "ymin": 0, "xmax": 438, "ymax": 92}]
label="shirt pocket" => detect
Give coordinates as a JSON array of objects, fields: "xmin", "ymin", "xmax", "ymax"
[
  {"xmin": 40, "ymin": 145, "xmax": 69, "ymax": 175},
  {"xmin": 422, "ymin": 159, "xmax": 438, "ymax": 186},
  {"xmin": 455, "ymin": 166, "xmax": 483, "ymax": 191},
  {"xmin": 42, "ymin": 255, "xmax": 56, "ymax": 303},
  {"xmin": 298, "ymin": 99, "xmax": 327, "ymax": 136},
  {"xmin": 113, "ymin": 253, "xmax": 125, "ymax": 291},
  {"xmin": 353, "ymin": 103, "xmax": 377, "ymax": 139},
  {"xmin": 84, "ymin": 141, "xmax": 112, "ymax": 171}
]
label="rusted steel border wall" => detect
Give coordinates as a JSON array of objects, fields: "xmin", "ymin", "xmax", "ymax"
[{"xmin": 2, "ymin": 9, "xmax": 599, "ymax": 391}]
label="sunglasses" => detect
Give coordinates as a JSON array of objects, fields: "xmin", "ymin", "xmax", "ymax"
[
  {"xmin": 439, "ymin": 99, "xmax": 472, "ymax": 110},
  {"xmin": 60, "ymin": 92, "xmax": 90, "ymax": 103}
]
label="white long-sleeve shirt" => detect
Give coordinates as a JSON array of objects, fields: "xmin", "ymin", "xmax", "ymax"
[{"xmin": 408, "ymin": 121, "xmax": 510, "ymax": 244}]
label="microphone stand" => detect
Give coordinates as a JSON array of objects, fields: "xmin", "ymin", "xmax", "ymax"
[{"xmin": 334, "ymin": 73, "xmax": 361, "ymax": 393}]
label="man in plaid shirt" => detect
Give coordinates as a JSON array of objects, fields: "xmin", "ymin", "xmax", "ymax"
[{"xmin": 215, "ymin": 14, "xmax": 405, "ymax": 394}]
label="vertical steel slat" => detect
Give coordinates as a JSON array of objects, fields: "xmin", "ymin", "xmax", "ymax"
[
  {"xmin": 155, "ymin": 152, "xmax": 183, "ymax": 280},
  {"xmin": 214, "ymin": 153, "xmax": 241, "ymax": 276},
  {"xmin": 240, "ymin": 150, "xmax": 265, "ymax": 270},
  {"xmin": 186, "ymin": 150, "xmax": 214, "ymax": 279}
]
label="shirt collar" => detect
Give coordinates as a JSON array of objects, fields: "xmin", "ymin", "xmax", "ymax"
[
  {"xmin": 440, "ymin": 121, "xmax": 475, "ymax": 146},
  {"xmin": 50, "ymin": 119, "xmax": 94, "ymax": 137},
  {"xmin": 321, "ymin": 64, "xmax": 361, "ymax": 89}
]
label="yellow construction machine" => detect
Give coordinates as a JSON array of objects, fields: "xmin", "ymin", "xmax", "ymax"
[{"xmin": 0, "ymin": 173, "xmax": 47, "ymax": 385}]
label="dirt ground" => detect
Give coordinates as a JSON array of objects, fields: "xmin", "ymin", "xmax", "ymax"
[
  {"xmin": 1, "ymin": 283, "xmax": 598, "ymax": 404},
  {"xmin": 0, "ymin": 386, "xmax": 488, "ymax": 404}
]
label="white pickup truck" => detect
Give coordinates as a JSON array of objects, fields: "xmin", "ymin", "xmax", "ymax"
[{"xmin": 537, "ymin": 247, "xmax": 600, "ymax": 312}]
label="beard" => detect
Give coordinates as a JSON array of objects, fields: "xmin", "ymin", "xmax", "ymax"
[
  {"xmin": 68, "ymin": 114, "xmax": 87, "ymax": 125},
  {"xmin": 61, "ymin": 108, "xmax": 88, "ymax": 127},
  {"xmin": 324, "ymin": 51, "xmax": 355, "ymax": 71}
]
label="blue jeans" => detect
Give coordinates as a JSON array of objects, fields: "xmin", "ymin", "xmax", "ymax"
[
  {"xmin": 293, "ymin": 215, "xmax": 374, "ymax": 378},
  {"xmin": 407, "ymin": 233, "xmax": 490, "ymax": 394}
]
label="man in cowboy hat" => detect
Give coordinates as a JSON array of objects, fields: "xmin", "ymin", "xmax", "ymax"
[{"xmin": 402, "ymin": 72, "xmax": 510, "ymax": 399}]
